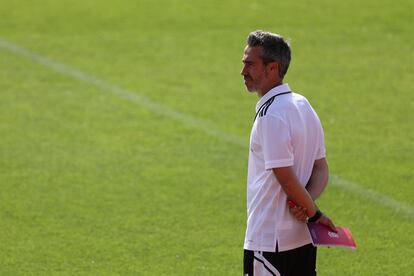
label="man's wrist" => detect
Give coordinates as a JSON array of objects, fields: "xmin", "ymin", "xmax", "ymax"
[{"xmin": 308, "ymin": 209, "xmax": 322, "ymax": 223}]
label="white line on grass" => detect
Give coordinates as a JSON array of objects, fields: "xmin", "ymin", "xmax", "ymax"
[
  {"xmin": 1, "ymin": 37, "xmax": 413, "ymax": 220},
  {"xmin": 0, "ymin": 38, "xmax": 246, "ymax": 148},
  {"xmin": 330, "ymin": 176, "xmax": 414, "ymax": 219}
]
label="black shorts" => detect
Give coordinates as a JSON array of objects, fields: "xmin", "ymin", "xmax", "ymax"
[{"xmin": 243, "ymin": 243, "xmax": 317, "ymax": 276}]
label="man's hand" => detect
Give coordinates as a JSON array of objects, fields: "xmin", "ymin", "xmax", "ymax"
[
  {"xmin": 288, "ymin": 201, "xmax": 308, "ymax": 222},
  {"xmin": 288, "ymin": 200, "xmax": 337, "ymax": 232},
  {"xmin": 316, "ymin": 213, "xmax": 336, "ymax": 232}
]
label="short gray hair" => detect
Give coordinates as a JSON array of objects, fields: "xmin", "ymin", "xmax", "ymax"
[{"xmin": 247, "ymin": 30, "xmax": 291, "ymax": 79}]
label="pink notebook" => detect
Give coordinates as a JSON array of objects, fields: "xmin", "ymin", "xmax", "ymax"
[{"xmin": 307, "ymin": 222, "xmax": 357, "ymax": 249}]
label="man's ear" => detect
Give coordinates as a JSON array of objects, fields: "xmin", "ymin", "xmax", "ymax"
[
  {"xmin": 266, "ymin": 61, "xmax": 280, "ymax": 78},
  {"xmin": 272, "ymin": 61, "xmax": 280, "ymax": 76}
]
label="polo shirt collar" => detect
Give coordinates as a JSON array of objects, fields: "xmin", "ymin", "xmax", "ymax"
[{"xmin": 256, "ymin": 83, "xmax": 291, "ymax": 112}]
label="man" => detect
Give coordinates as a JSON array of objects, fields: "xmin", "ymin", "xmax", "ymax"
[{"xmin": 241, "ymin": 30, "xmax": 336, "ymax": 276}]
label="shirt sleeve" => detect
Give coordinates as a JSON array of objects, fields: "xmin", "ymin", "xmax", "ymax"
[
  {"xmin": 259, "ymin": 114, "xmax": 294, "ymax": 170},
  {"xmin": 315, "ymin": 122, "xmax": 326, "ymax": 160}
]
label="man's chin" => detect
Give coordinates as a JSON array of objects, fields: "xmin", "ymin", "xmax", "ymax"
[{"xmin": 245, "ymin": 86, "xmax": 256, "ymax": 93}]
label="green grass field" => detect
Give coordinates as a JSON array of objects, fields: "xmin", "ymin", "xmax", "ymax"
[{"xmin": 1, "ymin": 0, "xmax": 413, "ymax": 274}]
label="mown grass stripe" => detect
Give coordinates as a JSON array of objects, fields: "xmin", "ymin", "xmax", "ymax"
[
  {"xmin": 0, "ymin": 38, "xmax": 246, "ymax": 148},
  {"xmin": 1, "ymin": 37, "xmax": 412, "ymax": 220}
]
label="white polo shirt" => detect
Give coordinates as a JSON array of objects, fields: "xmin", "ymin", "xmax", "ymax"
[{"xmin": 244, "ymin": 83, "xmax": 326, "ymax": 252}]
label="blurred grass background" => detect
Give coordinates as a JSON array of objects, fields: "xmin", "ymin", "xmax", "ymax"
[{"xmin": 0, "ymin": 0, "xmax": 413, "ymax": 274}]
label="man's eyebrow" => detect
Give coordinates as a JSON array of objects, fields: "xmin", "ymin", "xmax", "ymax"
[{"xmin": 242, "ymin": 59, "xmax": 253, "ymax": 64}]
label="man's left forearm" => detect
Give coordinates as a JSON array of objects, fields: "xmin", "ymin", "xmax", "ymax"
[{"xmin": 306, "ymin": 158, "xmax": 329, "ymax": 200}]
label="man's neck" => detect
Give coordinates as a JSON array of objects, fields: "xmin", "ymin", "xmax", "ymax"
[{"xmin": 257, "ymin": 81, "xmax": 283, "ymax": 98}]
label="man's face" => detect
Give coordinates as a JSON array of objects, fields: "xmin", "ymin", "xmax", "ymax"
[{"xmin": 241, "ymin": 46, "xmax": 269, "ymax": 94}]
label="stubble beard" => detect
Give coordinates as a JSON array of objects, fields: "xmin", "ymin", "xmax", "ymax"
[{"xmin": 244, "ymin": 76, "xmax": 256, "ymax": 93}]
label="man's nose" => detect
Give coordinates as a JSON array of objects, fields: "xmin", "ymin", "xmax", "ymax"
[{"xmin": 240, "ymin": 66, "xmax": 247, "ymax": 76}]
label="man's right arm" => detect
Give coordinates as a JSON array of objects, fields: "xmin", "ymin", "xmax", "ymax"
[
  {"xmin": 273, "ymin": 166, "xmax": 336, "ymax": 231},
  {"xmin": 289, "ymin": 158, "xmax": 330, "ymax": 222}
]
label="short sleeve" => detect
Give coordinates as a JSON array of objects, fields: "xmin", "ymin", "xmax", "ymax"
[
  {"xmin": 258, "ymin": 115, "xmax": 294, "ymax": 170},
  {"xmin": 315, "ymin": 123, "xmax": 326, "ymax": 160}
]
